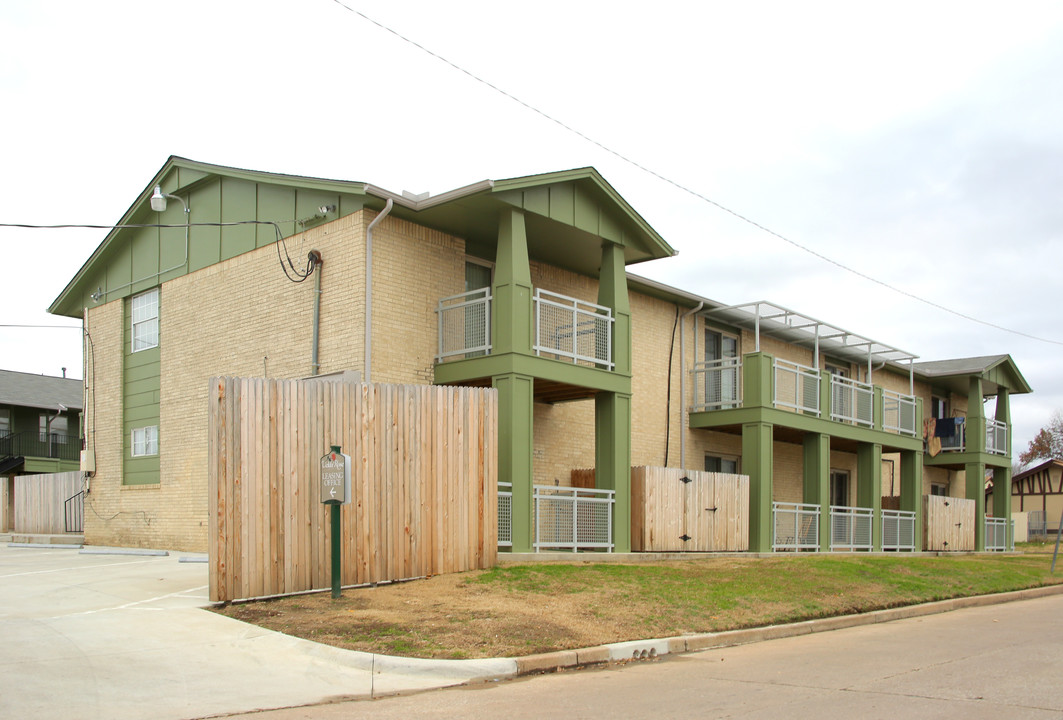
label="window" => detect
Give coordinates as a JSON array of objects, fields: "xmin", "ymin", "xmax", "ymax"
[
  {"xmin": 705, "ymin": 454, "xmax": 738, "ymax": 474},
  {"xmin": 703, "ymin": 328, "xmax": 739, "ymax": 409},
  {"xmin": 830, "ymin": 470, "xmax": 849, "ymax": 507},
  {"xmin": 131, "ymin": 288, "xmax": 159, "ymax": 352},
  {"xmin": 0, "ymin": 408, "xmax": 9, "ymax": 437},
  {"xmin": 131, "ymin": 426, "xmax": 158, "ymax": 457},
  {"xmin": 39, "ymin": 414, "xmax": 69, "ymax": 443},
  {"xmin": 930, "ymin": 483, "xmax": 947, "ymax": 497},
  {"xmin": 930, "ymin": 396, "xmax": 948, "ymax": 420}
]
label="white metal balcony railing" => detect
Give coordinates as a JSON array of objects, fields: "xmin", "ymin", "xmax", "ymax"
[
  {"xmin": 772, "ymin": 502, "xmax": 821, "ymax": 551},
  {"xmin": 881, "ymin": 509, "xmax": 917, "ymax": 551},
  {"xmin": 830, "ymin": 505, "xmax": 874, "ymax": 551},
  {"xmin": 533, "ymin": 289, "xmax": 614, "ymax": 370},
  {"xmin": 533, "ymin": 485, "xmax": 615, "ymax": 552},
  {"xmin": 938, "ymin": 417, "xmax": 965, "ymax": 451},
  {"xmin": 882, "ymin": 390, "xmax": 918, "ymax": 437},
  {"xmin": 436, "ymin": 288, "xmax": 492, "ymax": 362},
  {"xmin": 986, "ymin": 419, "xmax": 1008, "ymax": 455},
  {"xmin": 497, "ymin": 482, "xmax": 513, "ymax": 548},
  {"xmin": 690, "ymin": 358, "xmax": 742, "ymax": 411},
  {"xmin": 830, "ymin": 376, "xmax": 874, "ymax": 427},
  {"xmin": 773, "ymin": 359, "xmax": 821, "ymax": 416},
  {"xmin": 985, "ymin": 516, "xmax": 1009, "ymax": 552}
]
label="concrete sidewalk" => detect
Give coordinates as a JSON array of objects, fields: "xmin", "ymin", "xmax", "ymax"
[
  {"xmin": 0, "ymin": 544, "xmax": 513, "ymax": 720},
  {"xmin": 2, "ymin": 542, "xmax": 1061, "ymax": 720}
]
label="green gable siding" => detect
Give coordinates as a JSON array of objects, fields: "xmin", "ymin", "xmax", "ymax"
[{"xmin": 122, "ymin": 297, "xmax": 160, "ymax": 486}]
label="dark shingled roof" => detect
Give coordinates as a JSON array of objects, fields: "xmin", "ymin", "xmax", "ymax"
[{"xmin": 0, "ymin": 370, "xmax": 83, "ymax": 412}]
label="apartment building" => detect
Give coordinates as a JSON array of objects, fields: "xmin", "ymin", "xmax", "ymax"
[{"xmin": 49, "ymin": 157, "xmax": 1030, "ymax": 552}]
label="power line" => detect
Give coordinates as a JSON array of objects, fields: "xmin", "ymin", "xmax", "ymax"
[
  {"xmin": 0, "ymin": 325, "xmax": 81, "ymax": 329},
  {"xmin": 327, "ymin": 0, "xmax": 1063, "ymax": 348}
]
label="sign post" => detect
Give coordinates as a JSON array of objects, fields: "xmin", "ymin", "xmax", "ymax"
[{"xmin": 320, "ymin": 445, "xmax": 351, "ymax": 598}]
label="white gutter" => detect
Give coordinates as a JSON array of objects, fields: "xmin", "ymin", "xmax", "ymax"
[
  {"xmin": 364, "ymin": 199, "xmax": 393, "ymax": 383},
  {"xmin": 678, "ymin": 301, "xmax": 704, "ymax": 468}
]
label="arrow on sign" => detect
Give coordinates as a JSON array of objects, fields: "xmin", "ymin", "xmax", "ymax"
[{"xmin": 330, "ymin": 487, "xmax": 337, "ymax": 498}]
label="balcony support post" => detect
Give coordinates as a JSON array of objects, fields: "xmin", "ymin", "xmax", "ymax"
[
  {"xmin": 493, "ymin": 209, "xmax": 533, "ymax": 356},
  {"xmin": 992, "ymin": 388, "xmax": 1012, "ymax": 536},
  {"xmin": 966, "ymin": 459, "xmax": 987, "ymax": 551},
  {"xmin": 743, "ymin": 421, "xmax": 774, "ymax": 552},
  {"xmin": 493, "ymin": 373, "xmax": 535, "ymax": 552},
  {"xmin": 966, "ymin": 376, "xmax": 986, "ymax": 454},
  {"xmin": 595, "ymin": 391, "xmax": 632, "ymax": 553},
  {"xmin": 597, "ymin": 241, "xmax": 630, "ymax": 376},
  {"xmin": 899, "ymin": 449, "xmax": 923, "ymax": 547},
  {"xmin": 802, "ymin": 432, "xmax": 831, "ymax": 552},
  {"xmin": 857, "ymin": 442, "xmax": 883, "ymax": 551}
]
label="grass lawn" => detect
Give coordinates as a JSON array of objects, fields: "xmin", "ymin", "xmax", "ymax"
[{"xmin": 213, "ymin": 554, "xmax": 1063, "ymax": 659}]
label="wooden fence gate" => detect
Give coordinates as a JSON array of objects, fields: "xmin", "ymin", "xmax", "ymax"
[
  {"xmin": 923, "ymin": 495, "xmax": 975, "ymax": 551},
  {"xmin": 208, "ymin": 377, "xmax": 498, "ymax": 603},
  {"xmin": 630, "ymin": 466, "xmax": 749, "ymax": 551},
  {"xmin": 10, "ymin": 471, "xmax": 83, "ymax": 535}
]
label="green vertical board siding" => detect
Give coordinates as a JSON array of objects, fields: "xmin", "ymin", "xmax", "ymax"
[
  {"xmin": 257, "ymin": 183, "xmax": 296, "ymax": 248},
  {"xmin": 221, "ymin": 177, "xmax": 257, "ymax": 260},
  {"xmin": 123, "ymin": 296, "xmax": 160, "ymax": 485},
  {"xmin": 549, "ymin": 183, "xmax": 574, "ymax": 225},
  {"xmin": 130, "ymin": 225, "xmax": 161, "ymax": 293},
  {"xmin": 189, "ymin": 180, "xmax": 222, "ymax": 272}
]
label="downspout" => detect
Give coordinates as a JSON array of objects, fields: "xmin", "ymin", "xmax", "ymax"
[
  {"xmin": 364, "ymin": 199, "xmax": 394, "ymax": 383},
  {"xmin": 309, "ymin": 250, "xmax": 323, "ymax": 376},
  {"xmin": 678, "ymin": 301, "xmax": 705, "ymax": 469}
]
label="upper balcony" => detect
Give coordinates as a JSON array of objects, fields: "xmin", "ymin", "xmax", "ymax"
[
  {"xmin": 931, "ymin": 416, "xmax": 1008, "ymax": 456},
  {"xmin": 437, "ymin": 287, "xmax": 614, "ymax": 370},
  {"xmin": 690, "ymin": 354, "xmax": 920, "ymax": 440}
]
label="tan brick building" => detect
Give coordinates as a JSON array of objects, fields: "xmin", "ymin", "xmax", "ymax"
[{"xmin": 50, "ymin": 157, "xmax": 1031, "ymax": 552}]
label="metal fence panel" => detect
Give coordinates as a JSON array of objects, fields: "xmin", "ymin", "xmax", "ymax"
[
  {"xmin": 436, "ymin": 288, "xmax": 492, "ymax": 361},
  {"xmin": 830, "ymin": 377, "xmax": 874, "ymax": 427},
  {"xmin": 533, "ymin": 289, "xmax": 614, "ymax": 370},
  {"xmin": 773, "ymin": 360, "xmax": 821, "ymax": 416},
  {"xmin": 533, "ymin": 485, "xmax": 615, "ymax": 551},
  {"xmin": 772, "ymin": 502, "xmax": 820, "ymax": 551},
  {"xmin": 497, "ymin": 482, "xmax": 512, "ymax": 548},
  {"xmin": 881, "ymin": 509, "xmax": 916, "ymax": 551},
  {"xmin": 883, "ymin": 391, "xmax": 918, "ymax": 437},
  {"xmin": 830, "ymin": 505, "xmax": 873, "ymax": 551},
  {"xmin": 690, "ymin": 359, "xmax": 742, "ymax": 411},
  {"xmin": 985, "ymin": 516, "xmax": 1008, "ymax": 552}
]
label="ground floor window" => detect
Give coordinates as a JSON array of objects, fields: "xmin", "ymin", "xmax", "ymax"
[
  {"xmin": 131, "ymin": 426, "xmax": 159, "ymax": 457},
  {"xmin": 930, "ymin": 483, "xmax": 947, "ymax": 497},
  {"xmin": 705, "ymin": 454, "xmax": 738, "ymax": 473}
]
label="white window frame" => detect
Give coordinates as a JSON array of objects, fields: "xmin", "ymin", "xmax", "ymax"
[
  {"xmin": 131, "ymin": 425, "xmax": 159, "ymax": 457},
  {"xmin": 131, "ymin": 288, "xmax": 159, "ymax": 352},
  {"xmin": 0, "ymin": 407, "xmax": 10, "ymax": 437},
  {"xmin": 705, "ymin": 453, "xmax": 739, "ymax": 474}
]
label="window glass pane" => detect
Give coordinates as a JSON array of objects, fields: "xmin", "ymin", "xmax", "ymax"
[
  {"xmin": 131, "ymin": 289, "xmax": 159, "ymax": 351},
  {"xmin": 0, "ymin": 408, "xmax": 10, "ymax": 435},
  {"xmin": 132, "ymin": 425, "xmax": 159, "ymax": 457}
]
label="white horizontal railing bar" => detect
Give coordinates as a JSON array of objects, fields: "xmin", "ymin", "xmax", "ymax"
[
  {"xmin": 690, "ymin": 358, "xmax": 742, "ymax": 412},
  {"xmin": 533, "ymin": 289, "xmax": 614, "ymax": 370},
  {"xmin": 881, "ymin": 509, "xmax": 916, "ymax": 551},
  {"xmin": 436, "ymin": 288, "xmax": 492, "ymax": 361},
  {"xmin": 772, "ymin": 502, "xmax": 821, "ymax": 552},
  {"xmin": 830, "ymin": 375, "xmax": 874, "ymax": 427}
]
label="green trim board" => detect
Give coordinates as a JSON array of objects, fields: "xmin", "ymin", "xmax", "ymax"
[{"xmin": 123, "ymin": 295, "xmax": 160, "ymax": 486}]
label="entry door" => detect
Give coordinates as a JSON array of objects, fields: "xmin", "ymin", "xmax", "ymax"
[
  {"xmin": 705, "ymin": 330, "xmax": 739, "ymax": 409},
  {"xmin": 830, "ymin": 470, "xmax": 849, "ymax": 508}
]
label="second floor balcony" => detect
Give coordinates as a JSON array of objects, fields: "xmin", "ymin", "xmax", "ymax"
[
  {"xmin": 436, "ymin": 287, "xmax": 615, "ymax": 371},
  {"xmin": 933, "ymin": 416, "xmax": 1008, "ymax": 455},
  {"xmin": 690, "ymin": 354, "xmax": 920, "ymax": 439}
]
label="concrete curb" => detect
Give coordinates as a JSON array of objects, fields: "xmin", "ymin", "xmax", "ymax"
[
  {"xmin": 79, "ymin": 547, "xmax": 169, "ymax": 557},
  {"xmin": 504, "ymin": 583, "xmax": 1063, "ymax": 678},
  {"xmin": 7, "ymin": 542, "xmax": 83, "ymax": 549}
]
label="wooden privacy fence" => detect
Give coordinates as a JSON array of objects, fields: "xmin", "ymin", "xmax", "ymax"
[
  {"xmin": 208, "ymin": 377, "xmax": 498, "ymax": 603},
  {"xmin": 13, "ymin": 472, "xmax": 83, "ymax": 534},
  {"xmin": 630, "ymin": 466, "xmax": 749, "ymax": 552},
  {"xmin": 924, "ymin": 495, "xmax": 975, "ymax": 551}
]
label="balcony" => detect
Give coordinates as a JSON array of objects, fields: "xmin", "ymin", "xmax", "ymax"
[
  {"xmin": 436, "ymin": 288, "xmax": 614, "ymax": 370},
  {"xmin": 932, "ymin": 417, "xmax": 1008, "ymax": 456},
  {"xmin": 690, "ymin": 355, "xmax": 919, "ymax": 438},
  {"xmin": 0, "ymin": 432, "xmax": 82, "ymax": 463}
]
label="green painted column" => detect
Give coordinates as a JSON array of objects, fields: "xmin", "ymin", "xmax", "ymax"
[
  {"xmin": 597, "ymin": 242, "xmax": 631, "ymax": 375},
  {"xmin": 493, "ymin": 373, "xmax": 535, "ymax": 552},
  {"xmin": 596, "ymin": 391, "xmax": 632, "ymax": 552},
  {"xmin": 873, "ymin": 387, "xmax": 884, "ymax": 432},
  {"xmin": 818, "ymin": 368, "xmax": 832, "ymax": 420},
  {"xmin": 966, "ymin": 460, "xmax": 986, "ymax": 551},
  {"xmin": 493, "ymin": 209, "xmax": 533, "ymax": 356},
  {"xmin": 743, "ymin": 422, "xmax": 774, "ymax": 552},
  {"xmin": 857, "ymin": 443, "xmax": 883, "ymax": 550},
  {"xmin": 994, "ymin": 388, "xmax": 1012, "ymax": 540},
  {"xmin": 899, "ymin": 450, "xmax": 924, "ymax": 547},
  {"xmin": 742, "ymin": 353, "xmax": 774, "ymax": 409},
  {"xmin": 802, "ymin": 432, "xmax": 831, "ymax": 552},
  {"xmin": 966, "ymin": 377, "xmax": 985, "ymax": 453}
]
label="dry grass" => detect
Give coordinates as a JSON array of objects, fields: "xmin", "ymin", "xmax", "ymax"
[{"xmin": 214, "ymin": 554, "xmax": 1062, "ymax": 659}]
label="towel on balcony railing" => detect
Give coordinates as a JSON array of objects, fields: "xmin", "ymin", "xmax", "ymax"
[
  {"xmin": 934, "ymin": 418, "xmax": 956, "ymax": 438},
  {"xmin": 923, "ymin": 418, "xmax": 941, "ymax": 457}
]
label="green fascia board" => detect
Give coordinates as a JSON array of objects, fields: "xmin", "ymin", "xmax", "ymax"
[
  {"xmin": 434, "ymin": 353, "xmax": 631, "ymax": 395},
  {"xmin": 924, "ymin": 452, "xmax": 1011, "ymax": 469},
  {"xmin": 491, "ymin": 167, "xmax": 675, "ymax": 264},
  {"xmin": 49, "ymin": 156, "xmax": 372, "ymax": 318},
  {"xmin": 689, "ymin": 407, "xmax": 923, "ymax": 453},
  {"xmin": 23, "ymin": 458, "xmax": 80, "ymax": 474}
]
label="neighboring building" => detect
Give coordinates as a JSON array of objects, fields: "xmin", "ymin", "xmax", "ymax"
[
  {"xmin": 1009, "ymin": 459, "xmax": 1063, "ymax": 536},
  {"xmin": 0, "ymin": 369, "xmax": 83, "ymax": 476},
  {"xmin": 48, "ymin": 156, "xmax": 1031, "ymax": 553}
]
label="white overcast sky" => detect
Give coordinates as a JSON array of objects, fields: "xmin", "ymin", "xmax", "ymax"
[{"xmin": 1, "ymin": 1, "xmax": 1061, "ymax": 458}]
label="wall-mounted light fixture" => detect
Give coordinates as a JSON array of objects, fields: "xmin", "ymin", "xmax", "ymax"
[{"xmin": 150, "ymin": 185, "xmax": 189, "ymax": 215}]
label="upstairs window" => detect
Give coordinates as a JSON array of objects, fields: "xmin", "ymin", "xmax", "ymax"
[
  {"xmin": 705, "ymin": 454, "xmax": 738, "ymax": 474},
  {"xmin": 131, "ymin": 426, "xmax": 159, "ymax": 457},
  {"xmin": 131, "ymin": 288, "xmax": 159, "ymax": 352}
]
